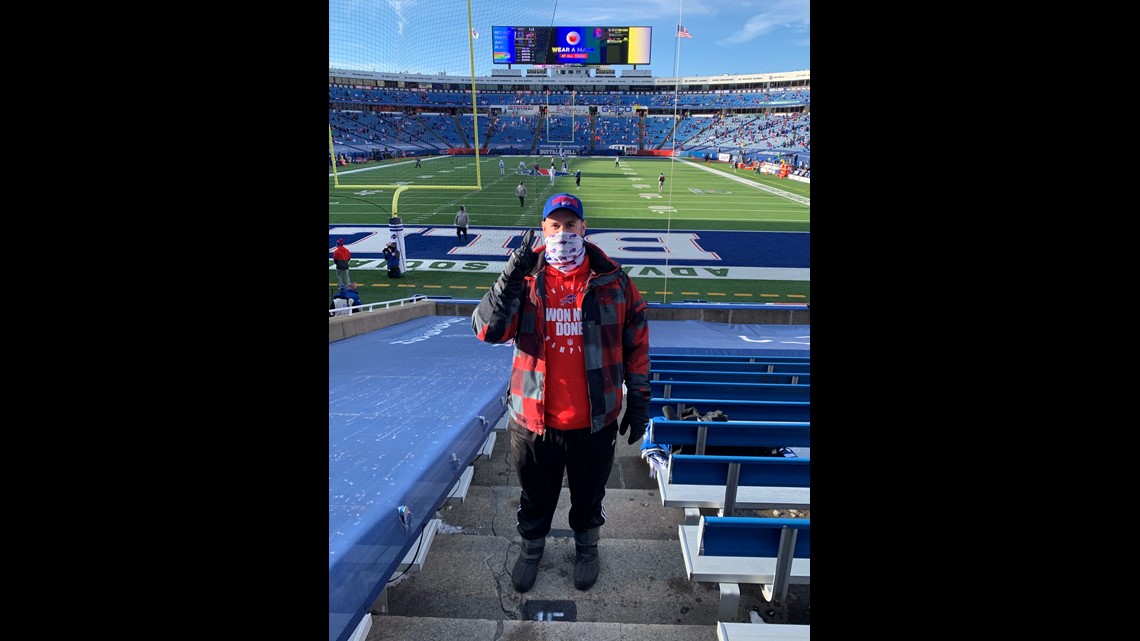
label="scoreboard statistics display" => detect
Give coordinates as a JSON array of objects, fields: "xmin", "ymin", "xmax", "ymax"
[{"xmin": 492, "ymin": 26, "xmax": 652, "ymax": 65}]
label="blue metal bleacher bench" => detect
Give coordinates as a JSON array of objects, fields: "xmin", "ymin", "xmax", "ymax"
[
  {"xmin": 651, "ymin": 368, "xmax": 810, "ymax": 385},
  {"xmin": 658, "ymin": 454, "xmax": 810, "ymax": 522},
  {"xmin": 650, "ymin": 398, "xmax": 810, "ymax": 422},
  {"xmin": 651, "ymin": 419, "xmax": 810, "ymax": 455},
  {"xmin": 679, "ymin": 516, "xmax": 811, "ymax": 620},
  {"xmin": 651, "ymin": 380, "xmax": 809, "ymax": 402},
  {"xmin": 650, "ymin": 354, "xmax": 810, "ymax": 364},
  {"xmin": 650, "ymin": 359, "xmax": 810, "ymax": 374}
]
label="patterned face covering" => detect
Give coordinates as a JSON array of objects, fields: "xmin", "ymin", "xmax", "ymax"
[{"xmin": 544, "ymin": 232, "xmax": 586, "ymax": 272}]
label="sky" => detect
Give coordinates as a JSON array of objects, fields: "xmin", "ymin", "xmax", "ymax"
[{"xmin": 329, "ymin": 0, "xmax": 809, "ymax": 79}]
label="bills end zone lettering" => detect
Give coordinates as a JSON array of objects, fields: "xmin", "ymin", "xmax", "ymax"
[{"xmin": 329, "ymin": 226, "xmax": 809, "ymax": 278}]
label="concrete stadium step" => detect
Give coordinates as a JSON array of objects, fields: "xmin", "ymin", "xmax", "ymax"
[
  {"xmin": 365, "ymin": 616, "xmax": 719, "ymax": 641},
  {"xmin": 437, "ymin": 485, "xmax": 685, "ymax": 541},
  {"xmin": 377, "ymin": 533, "xmax": 804, "ymax": 626}
]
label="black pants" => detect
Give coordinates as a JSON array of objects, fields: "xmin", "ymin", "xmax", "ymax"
[
  {"xmin": 509, "ymin": 416, "xmax": 617, "ymax": 540},
  {"xmin": 518, "ymin": 196, "xmax": 524, "ymax": 207},
  {"xmin": 457, "ymin": 226, "xmax": 467, "ymax": 240}
]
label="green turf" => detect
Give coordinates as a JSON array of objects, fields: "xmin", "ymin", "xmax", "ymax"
[{"xmin": 329, "ymin": 155, "xmax": 809, "ymax": 305}]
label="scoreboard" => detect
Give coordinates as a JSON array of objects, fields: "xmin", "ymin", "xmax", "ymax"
[{"xmin": 492, "ymin": 26, "xmax": 652, "ymax": 66}]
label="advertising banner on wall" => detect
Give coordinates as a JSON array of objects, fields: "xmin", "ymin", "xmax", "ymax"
[
  {"xmin": 501, "ymin": 105, "xmax": 541, "ymax": 116},
  {"xmin": 548, "ymin": 105, "xmax": 590, "ymax": 116},
  {"xmin": 598, "ymin": 105, "xmax": 637, "ymax": 117}
]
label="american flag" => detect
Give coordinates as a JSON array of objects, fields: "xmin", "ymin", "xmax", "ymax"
[{"xmin": 677, "ymin": 24, "xmax": 692, "ymax": 38}]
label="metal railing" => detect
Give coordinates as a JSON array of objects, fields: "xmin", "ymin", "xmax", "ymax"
[{"xmin": 329, "ymin": 294, "xmax": 428, "ymax": 317}]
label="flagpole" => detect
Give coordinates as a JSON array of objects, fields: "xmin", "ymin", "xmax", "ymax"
[{"xmin": 662, "ymin": 0, "xmax": 684, "ymax": 306}]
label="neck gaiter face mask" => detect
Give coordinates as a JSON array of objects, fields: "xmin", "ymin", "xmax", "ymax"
[{"xmin": 543, "ymin": 231, "xmax": 586, "ymax": 272}]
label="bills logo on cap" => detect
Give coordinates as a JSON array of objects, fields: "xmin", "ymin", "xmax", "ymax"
[{"xmin": 543, "ymin": 192, "xmax": 585, "ymax": 220}]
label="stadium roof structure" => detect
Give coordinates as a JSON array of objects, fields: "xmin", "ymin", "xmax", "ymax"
[{"xmin": 329, "ymin": 67, "xmax": 809, "ymax": 91}]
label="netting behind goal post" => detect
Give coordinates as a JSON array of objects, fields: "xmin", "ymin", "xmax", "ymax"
[
  {"xmin": 328, "ymin": 0, "xmax": 560, "ymax": 207},
  {"xmin": 329, "ymin": 0, "xmax": 481, "ymax": 203}
]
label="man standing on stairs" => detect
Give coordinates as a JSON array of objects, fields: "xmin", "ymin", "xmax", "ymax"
[{"xmin": 470, "ymin": 192, "xmax": 651, "ymax": 594}]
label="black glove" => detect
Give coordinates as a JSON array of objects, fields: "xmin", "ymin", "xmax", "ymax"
[
  {"xmin": 618, "ymin": 387, "xmax": 650, "ymax": 445},
  {"xmin": 502, "ymin": 229, "xmax": 537, "ymax": 281}
]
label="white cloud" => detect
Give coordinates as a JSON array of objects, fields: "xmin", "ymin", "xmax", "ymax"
[
  {"xmin": 385, "ymin": 0, "xmax": 416, "ymax": 37},
  {"xmin": 718, "ymin": 0, "xmax": 810, "ymax": 46}
]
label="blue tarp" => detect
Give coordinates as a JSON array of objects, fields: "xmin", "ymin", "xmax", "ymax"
[
  {"xmin": 647, "ymin": 320, "xmax": 810, "ymax": 357},
  {"xmin": 329, "ymin": 316, "xmax": 513, "ymax": 641}
]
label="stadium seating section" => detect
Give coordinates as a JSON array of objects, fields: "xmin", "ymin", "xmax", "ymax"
[{"xmin": 330, "ymin": 86, "xmax": 809, "ymax": 162}]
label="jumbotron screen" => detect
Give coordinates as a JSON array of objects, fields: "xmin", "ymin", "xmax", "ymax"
[{"xmin": 492, "ymin": 26, "xmax": 652, "ymax": 65}]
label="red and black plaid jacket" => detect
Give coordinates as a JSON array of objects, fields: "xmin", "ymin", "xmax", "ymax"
[{"xmin": 472, "ymin": 242, "xmax": 650, "ymax": 435}]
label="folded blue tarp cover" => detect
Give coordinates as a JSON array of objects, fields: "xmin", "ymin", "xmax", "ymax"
[{"xmin": 329, "ymin": 316, "xmax": 513, "ymax": 641}]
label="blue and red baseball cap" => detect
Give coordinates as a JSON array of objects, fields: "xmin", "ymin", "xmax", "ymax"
[{"xmin": 542, "ymin": 193, "xmax": 585, "ymax": 220}]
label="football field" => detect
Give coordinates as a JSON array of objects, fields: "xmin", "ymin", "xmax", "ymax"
[{"xmin": 329, "ymin": 155, "xmax": 809, "ymax": 305}]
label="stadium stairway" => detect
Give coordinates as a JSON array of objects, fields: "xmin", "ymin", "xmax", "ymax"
[{"xmin": 362, "ymin": 412, "xmax": 810, "ymax": 641}]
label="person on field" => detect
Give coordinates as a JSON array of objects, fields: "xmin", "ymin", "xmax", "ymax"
[
  {"xmin": 332, "ymin": 238, "xmax": 351, "ymax": 290},
  {"xmin": 455, "ymin": 205, "xmax": 470, "ymax": 242},
  {"xmin": 383, "ymin": 242, "xmax": 402, "ymax": 278}
]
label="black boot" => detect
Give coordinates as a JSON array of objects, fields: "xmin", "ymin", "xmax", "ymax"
[
  {"xmin": 573, "ymin": 528, "xmax": 600, "ymax": 591},
  {"xmin": 511, "ymin": 537, "xmax": 545, "ymax": 592}
]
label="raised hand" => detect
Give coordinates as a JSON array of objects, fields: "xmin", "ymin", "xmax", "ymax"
[{"xmin": 503, "ymin": 228, "xmax": 538, "ymax": 281}]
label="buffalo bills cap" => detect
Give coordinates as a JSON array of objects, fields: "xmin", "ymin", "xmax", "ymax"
[{"xmin": 542, "ymin": 193, "xmax": 585, "ymax": 220}]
